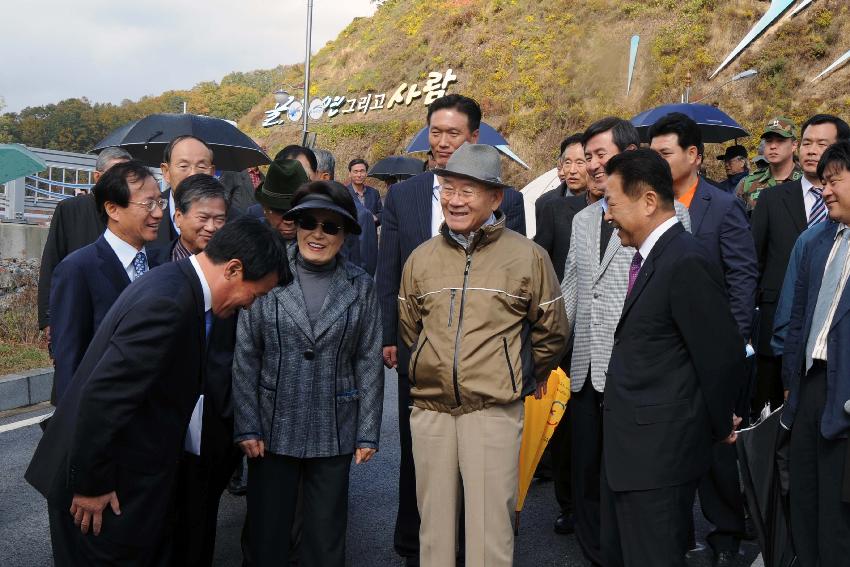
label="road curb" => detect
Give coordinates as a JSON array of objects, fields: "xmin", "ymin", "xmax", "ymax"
[{"xmin": 0, "ymin": 367, "xmax": 53, "ymax": 411}]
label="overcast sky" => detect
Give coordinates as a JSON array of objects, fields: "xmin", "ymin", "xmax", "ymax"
[{"xmin": 0, "ymin": 0, "xmax": 377, "ymax": 113}]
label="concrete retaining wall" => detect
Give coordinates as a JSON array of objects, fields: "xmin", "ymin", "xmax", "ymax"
[
  {"xmin": 0, "ymin": 367, "xmax": 52, "ymax": 411},
  {"xmin": 0, "ymin": 222, "xmax": 49, "ymax": 261}
]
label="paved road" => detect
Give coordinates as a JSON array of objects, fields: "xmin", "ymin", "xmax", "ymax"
[{"xmin": 1, "ymin": 370, "xmax": 760, "ymax": 566}]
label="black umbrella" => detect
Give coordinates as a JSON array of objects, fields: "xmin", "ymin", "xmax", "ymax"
[
  {"xmin": 631, "ymin": 103, "xmax": 749, "ymax": 144},
  {"xmin": 736, "ymin": 407, "xmax": 796, "ymax": 567},
  {"xmin": 92, "ymin": 114, "xmax": 271, "ymax": 171},
  {"xmin": 368, "ymin": 156, "xmax": 424, "ymax": 181}
]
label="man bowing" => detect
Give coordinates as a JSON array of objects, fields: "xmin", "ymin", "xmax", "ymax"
[
  {"xmin": 600, "ymin": 149, "xmax": 744, "ymax": 567},
  {"xmin": 26, "ymin": 216, "xmax": 288, "ymax": 566}
]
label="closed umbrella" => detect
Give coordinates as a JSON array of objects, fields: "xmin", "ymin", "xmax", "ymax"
[
  {"xmin": 515, "ymin": 368, "xmax": 571, "ymax": 533},
  {"xmin": 631, "ymin": 103, "xmax": 749, "ymax": 143},
  {"xmin": 0, "ymin": 144, "xmax": 47, "ymax": 185},
  {"xmin": 92, "ymin": 113, "xmax": 270, "ymax": 171},
  {"xmin": 736, "ymin": 407, "xmax": 796, "ymax": 567}
]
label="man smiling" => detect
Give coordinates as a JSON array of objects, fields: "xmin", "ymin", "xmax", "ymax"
[
  {"xmin": 399, "ymin": 143, "xmax": 567, "ymax": 567},
  {"xmin": 171, "ymin": 174, "xmax": 230, "ymax": 260}
]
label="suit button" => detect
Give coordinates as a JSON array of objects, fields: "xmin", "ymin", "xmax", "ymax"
[
  {"xmin": 593, "ymin": 293, "xmax": 600, "ymax": 299},
  {"xmin": 304, "ymin": 349, "xmax": 315, "ymax": 361},
  {"xmin": 613, "ymin": 338, "xmax": 620, "ymax": 345}
]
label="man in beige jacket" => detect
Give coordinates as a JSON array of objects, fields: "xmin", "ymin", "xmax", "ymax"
[{"xmin": 398, "ymin": 143, "xmax": 569, "ymax": 567}]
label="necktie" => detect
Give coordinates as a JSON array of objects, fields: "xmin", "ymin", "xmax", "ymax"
[
  {"xmin": 808, "ymin": 186, "xmax": 827, "ymax": 227},
  {"xmin": 204, "ymin": 311, "xmax": 214, "ymax": 347},
  {"xmin": 132, "ymin": 251, "xmax": 148, "ymax": 280},
  {"xmin": 805, "ymin": 229, "xmax": 850, "ymax": 371},
  {"xmin": 627, "ymin": 251, "xmax": 643, "ymax": 296}
]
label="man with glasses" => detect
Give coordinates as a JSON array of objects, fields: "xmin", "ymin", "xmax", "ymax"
[
  {"xmin": 49, "ymin": 160, "xmax": 165, "ymax": 404},
  {"xmin": 715, "ymin": 145, "xmax": 750, "ymax": 194},
  {"xmin": 155, "ymin": 135, "xmax": 216, "ymax": 246}
]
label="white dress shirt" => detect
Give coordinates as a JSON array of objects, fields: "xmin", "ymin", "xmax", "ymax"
[
  {"xmin": 169, "ymin": 190, "xmax": 181, "ymax": 236},
  {"xmin": 637, "ymin": 216, "xmax": 680, "ymax": 261},
  {"xmin": 431, "ymin": 174, "xmax": 445, "ymax": 238},
  {"xmin": 801, "ymin": 176, "xmax": 821, "ymax": 220},
  {"xmin": 103, "ymin": 228, "xmax": 147, "ymax": 281},
  {"xmin": 189, "ymin": 254, "xmax": 213, "ymax": 312}
]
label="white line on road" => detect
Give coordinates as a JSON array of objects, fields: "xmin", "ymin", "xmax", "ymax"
[{"xmin": 0, "ymin": 411, "xmax": 53, "ymax": 434}]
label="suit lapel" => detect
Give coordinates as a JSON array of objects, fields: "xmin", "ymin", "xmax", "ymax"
[
  {"xmin": 688, "ymin": 180, "xmax": 711, "ymax": 235},
  {"xmin": 781, "ymin": 180, "xmax": 807, "ymax": 233},
  {"xmin": 312, "ymin": 266, "xmax": 358, "ymax": 340},
  {"xmin": 95, "ymin": 236, "xmax": 131, "ymax": 293},
  {"xmin": 803, "ymin": 225, "xmax": 838, "ymax": 335},
  {"xmin": 619, "ymin": 223, "xmax": 684, "ymax": 325},
  {"xmin": 419, "ymin": 172, "xmax": 437, "ymax": 243},
  {"xmin": 177, "ymin": 260, "xmax": 207, "ymax": 385},
  {"xmin": 596, "ymin": 227, "xmax": 622, "ymax": 282}
]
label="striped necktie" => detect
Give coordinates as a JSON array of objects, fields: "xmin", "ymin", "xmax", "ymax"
[{"xmin": 808, "ymin": 186, "xmax": 827, "ymax": 227}]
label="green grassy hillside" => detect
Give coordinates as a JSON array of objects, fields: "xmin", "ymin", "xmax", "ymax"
[{"xmin": 4, "ymin": 0, "xmax": 849, "ymax": 186}]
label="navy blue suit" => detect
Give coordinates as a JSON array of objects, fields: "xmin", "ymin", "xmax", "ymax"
[
  {"xmin": 347, "ymin": 184, "xmax": 383, "ymax": 222},
  {"xmin": 689, "ymin": 178, "xmax": 758, "ymax": 340},
  {"xmin": 27, "ymin": 260, "xmax": 207, "ymax": 564},
  {"xmin": 375, "ymin": 170, "xmax": 525, "ymax": 559},
  {"xmin": 780, "ymin": 220, "xmax": 850, "ymax": 565},
  {"xmin": 49, "ymin": 235, "xmax": 161, "ymax": 404},
  {"xmin": 687, "ymin": 178, "xmax": 758, "ymax": 554}
]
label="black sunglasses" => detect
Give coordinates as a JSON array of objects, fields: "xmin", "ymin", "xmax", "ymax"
[{"xmin": 296, "ymin": 215, "xmax": 343, "ymax": 235}]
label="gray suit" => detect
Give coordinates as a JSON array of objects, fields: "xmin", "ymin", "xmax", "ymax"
[
  {"xmin": 562, "ymin": 199, "xmax": 691, "ymax": 565},
  {"xmin": 563, "ymin": 200, "xmax": 691, "ymax": 392},
  {"xmin": 232, "ymin": 251, "xmax": 384, "ymax": 457}
]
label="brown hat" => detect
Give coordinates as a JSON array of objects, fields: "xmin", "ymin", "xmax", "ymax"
[{"xmin": 255, "ymin": 159, "xmax": 309, "ymax": 211}]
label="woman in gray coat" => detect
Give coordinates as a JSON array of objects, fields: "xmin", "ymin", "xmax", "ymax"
[{"xmin": 232, "ymin": 180, "xmax": 384, "ymax": 567}]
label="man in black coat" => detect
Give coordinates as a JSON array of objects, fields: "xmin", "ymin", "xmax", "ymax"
[
  {"xmin": 37, "ymin": 147, "xmax": 130, "ymax": 338},
  {"xmin": 26, "ymin": 217, "xmax": 287, "ymax": 566},
  {"xmin": 376, "ymin": 94, "xmax": 525, "ymax": 565},
  {"xmin": 601, "ymin": 149, "xmax": 743, "ymax": 567},
  {"xmin": 534, "ymin": 133, "xmax": 588, "ymax": 219},
  {"xmin": 751, "ymin": 114, "xmax": 850, "ymax": 413}
]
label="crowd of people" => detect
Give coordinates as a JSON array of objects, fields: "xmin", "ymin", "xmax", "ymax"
[{"xmin": 21, "ymin": 91, "xmax": 850, "ymax": 567}]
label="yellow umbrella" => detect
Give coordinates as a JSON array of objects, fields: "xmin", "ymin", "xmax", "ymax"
[{"xmin": 515, "ymin": 367, "xmax": 571, "ymax": 532}]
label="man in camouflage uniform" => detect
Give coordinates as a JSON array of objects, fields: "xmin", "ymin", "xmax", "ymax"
[{"xmin": 737, "ymin": 117, "xmax": 803, "ymax": 210}]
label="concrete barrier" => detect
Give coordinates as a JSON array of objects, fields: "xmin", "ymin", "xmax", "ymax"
[
  {"xmin": 0, "ymin": 222, "xmax": 49, "ymax": 261},
  {"xmin": 0, "ymin": 367, "xmax": 53, "ymax": 411}
]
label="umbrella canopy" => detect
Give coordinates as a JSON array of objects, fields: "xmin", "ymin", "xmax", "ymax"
[
  {"xmin": 368, "ymin": 156, "xmax": 424, "ymax": 181},
  {"xmin": 519, "ymin": 167, "xmax": 562, "ymax": 238},
  {"xmin": 515, "ymin": 368, "xmax": 571, "ymax": 532},
  {"xmin": 0, "ymin": 144, "xmax": 47, "ymax": 185},
  {"xmin": 92, "ymin": 113, "xmax": 271, "ymax": 172},
  {"xmin": 736, "ymin": 407, "xmax": 796, "ymax": 567},
  {"xmin": 631, "ymin": 103, "xmax": 749, "ymax": 144},
  {"xmin": 405, "ymin": 122, "xmax": 530, "ymax": 169}
]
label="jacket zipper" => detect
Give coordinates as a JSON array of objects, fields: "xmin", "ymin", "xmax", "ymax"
[
  {"xmin": 503, "ymin": 337, "xmax": 517, "ymax": 393},
  {"xmin": 448, "ymin": 289, "xmax": 456, "ymax": 327},
  {"xmin": 452, "ymin": 253, "xmax": 473, "ymax": 407}
]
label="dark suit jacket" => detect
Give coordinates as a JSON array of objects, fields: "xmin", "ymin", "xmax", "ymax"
[
  {"xmin": 689, "ymin": 178, "xmax": 758, "ymax": 340},
  {"xmin": 751, "ymin": 179, "xmax": 807, "ymax": 354},
  {"xmin": 781, "ymin": 221, "xmax": 850, "ymax": 439},
  {"xmin": 154, "ymin": 188, "xmax": 179, "ymax": 247},
  {"xmin": 604, "ymin": 223, "xmax": 743, "ymax": 492},
  {"xmin": 26, "ymin": 260, "xmax": 206, "ymax": 547},
  {"xmin": 37, "ymin": 195, "xmax": 105, "ymax": 329},
  {"xmin": 219, "ymin": 170, "xmax": 259, "ymax": 216},
  {"xmin": 534, "ymin": 182, "xmax": 569, "ymax": 220},
  {"xmin": 348, "ymin": 184, "xmax": 383, "ymax": 222},
  {"xmin": 49, "ymin": 236, "xmax": 161, "ymax": 403},
  {"xmin": 376, "ymin": 171, "xmax": 525, "ymax": 370},
  {"xmin": 533, "ymin": 194, "xmax": 587, "ymax": 281}
]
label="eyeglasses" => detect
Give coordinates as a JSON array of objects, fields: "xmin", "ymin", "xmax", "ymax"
[
  {"xmin": 128, "ymin": 198, "xmax": 167, "ymax": 213},
  {"xmin": 296, "ymin": 215, "xmax": 343, "ymax": 235},
  {"xmin": 440, "ymin": 187, "xmax": 484, "ymax": 201}
]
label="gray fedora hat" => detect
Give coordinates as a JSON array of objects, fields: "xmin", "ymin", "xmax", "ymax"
[{"xmin": 432, "ymin": 143, "xmax": 510, "ymax": 189}]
